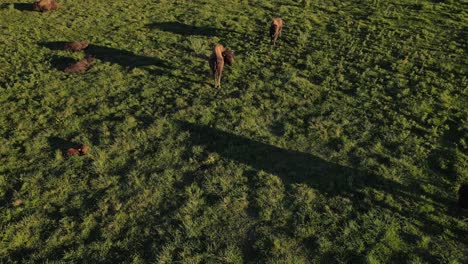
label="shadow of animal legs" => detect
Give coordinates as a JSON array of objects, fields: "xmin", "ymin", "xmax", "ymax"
[
  {"xmin": 40, "ymin": 41, "xmax": 68, "ymax": 50},
  {"xmin": 49, "ymin": 55, "xmax": 76, "ymax": 71},
  {"xmin": 86, "ymin": 45, "xmax": 174, "ymax": 69},
  {"xmin": 48, "ymin": 136, "xmax": 81, "ymax": 155},
  {"xmin": 39, "ymin": 41, "xmax": 175, "ymax": 70},
  {"xmin": 11, "ymin": 3, "xmax": 34, "ymax": 11}
]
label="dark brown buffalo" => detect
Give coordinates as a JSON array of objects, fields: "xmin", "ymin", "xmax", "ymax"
[
  {"xmin": 64, "ymin": 56, "xmax": 94, "ymax": 73},
  {"xmin": 64, "ymin": 41, "xmax": 89, "ymax": 51},
  {"xmin": 67, "ymin": 144, "xmax": 89, "ymax": 156}
]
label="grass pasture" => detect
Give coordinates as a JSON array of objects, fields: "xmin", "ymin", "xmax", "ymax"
[{"xmin": 0, "ymin": 0, "xmax": 467, "ymax": 263}]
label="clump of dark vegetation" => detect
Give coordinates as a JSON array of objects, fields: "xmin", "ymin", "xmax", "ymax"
[{"xmin": 459, "ymin": 184, "xmax": 468, "ymax": 209}]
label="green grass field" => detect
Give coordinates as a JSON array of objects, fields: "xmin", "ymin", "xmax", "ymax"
[{"xmin": 0, "ymin": 0, "xmax": 467, "ymax": 263}]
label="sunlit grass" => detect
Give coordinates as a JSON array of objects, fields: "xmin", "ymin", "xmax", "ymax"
[{"xmin": 0, "ymin": 0, "xmax": 466, "ymax": 262}]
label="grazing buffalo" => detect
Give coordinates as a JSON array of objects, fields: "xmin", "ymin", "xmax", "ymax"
[
  {"xmin": 270, "ymin": 18, "xmax": 283, "ymax": 46},
  {"xmin": 64, "ymin": 41, "xmax": 89, "ymax": 51},
  {"xmin": 33, "ymin": 0, "xmax": 59, "ymax": 12},
  {"xmin": 208, "ymin": 44, "xmax": 234, "ymax": 88},
  {"xmin": 64, "ymin": 56, "xmax": 94, "ymax": 73},
  {"xmin": 67, "ymin": 144, "xmax": 89, "ymax": 156}
]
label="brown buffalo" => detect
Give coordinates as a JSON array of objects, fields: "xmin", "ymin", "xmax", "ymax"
[
  {"xmin": 64, "ymin": 41, "xmax": 89, "ymax": 52},
  {"xmin": 64, "ymin": 56, "xmax": 94, "ymax": 73},
  {"xmin": 224, "ymin": 49, "xmax": 234, "ymax": 66},
  {"xmin": 270, "ymin": 18, "xmax": 283, "ymax": 46},
  {"xmin": 67, "ymin": 144, "xmax": 89, "ymax": 156},
  {"xmin": 208, "ymin": 44, "xmax": 234, "ymax": 88},
  {"xmin": 66, "ymin": 148, "xmax": 80, "ymax": 156},
  {"xmin": 33, "ymin": 0, "xmax": 59, "ymax": 12}
]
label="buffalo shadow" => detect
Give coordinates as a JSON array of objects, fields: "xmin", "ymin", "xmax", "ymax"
[
  {"xmin": 179, "ymin": 121, "xmax": 394, "ymax": 195},
  {"xmin": 49, "ymin": 55, "xmax": 77, "ymax": 71},
  {"xmin": 47, "ymin": 136, "xmax": 83, "ymax": 155},
  {"xmin": 177, "ymin": 121, "xmax": 467, "ymax": 227},
  {"xmin": 40, "ymin": 41, "xmax": 175, "ymax": 70},
  {"xmin": 1, "ymin": 3, "xmax": 34, "ymax": 11}
]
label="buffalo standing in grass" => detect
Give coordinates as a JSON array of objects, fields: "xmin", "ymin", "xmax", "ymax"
[
  {"xmin": 270, "ymin": 18, "xmax": 283, "ymax": 46},
  {"xmin": 67, "ymin": 144, "xmax": 89, "ymax": 156},
  {"xmin": 209, "ymin": 44, "xmax": 234, "ymax": 88}
]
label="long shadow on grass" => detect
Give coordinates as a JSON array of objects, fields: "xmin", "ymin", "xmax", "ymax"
[
  {"xmin": 49, "ymin": 55, "xmax": 77, "ymax": 71},
  {"xmin": 178, "ymin": 121, "xmax": 451, "ymax": 201},
  {"xmin": 1, "ymin": 3, "xmax": 35, "ymax": 11},
  {"xmin": 147, "ymin": 22, "xmax": 238, "ymax": 37},
  {"xmin": 180, "ymin": 121, "xmax": 387, "ymax": 194},
  {"xmin": 178, "ymin": 121, "xmax": 467, "ymax": 239},
  {"xmin": 40, "ymin": 42, "xmax": 175, "ymax": 69}
]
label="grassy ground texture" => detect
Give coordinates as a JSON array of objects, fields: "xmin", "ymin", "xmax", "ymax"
[{"xmin": 0, "ymin": 0, "xmax": 467, "ymax": 263}]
